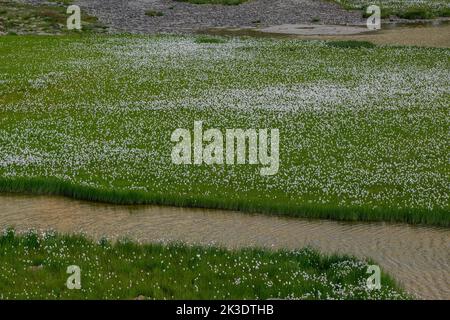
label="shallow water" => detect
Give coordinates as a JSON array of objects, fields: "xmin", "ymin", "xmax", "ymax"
[
  {"xmin": 0, "ymin": 194, "xmax": 448, "ymax": 300},
  {"xmin": 203, "ymin": 22, "xmax": 450, "ymax": 48}
]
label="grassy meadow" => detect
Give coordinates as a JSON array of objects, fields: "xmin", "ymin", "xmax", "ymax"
[
  {"xmin": 0, "ymin": 34, "xmax": 448, "ymax": 226},
  {"xmin": 0, "ymin": 0, "xmax": 448, "ymax": 302},
  {"xmin": 0, "ymin": 229, "xmax": 409, "ymax": 299}
]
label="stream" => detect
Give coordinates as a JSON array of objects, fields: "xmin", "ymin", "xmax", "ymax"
[{"xmin": 0, "ymin": 194, "xmax": 448, "ymax": 299}]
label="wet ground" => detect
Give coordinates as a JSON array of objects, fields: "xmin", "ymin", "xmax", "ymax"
[
  {"xmin": 205, "ymin": 21, "xmax": 450, "ymax": 47},
  {"xmin": 1, "ymin": 194, "xmax": 449, "ymax": 299}
]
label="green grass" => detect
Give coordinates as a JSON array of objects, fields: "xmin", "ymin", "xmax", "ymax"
[
  {"xmin": 440, "ymin": 7, "xmax": 450, "ymax": 16},
  {"xmin": 396, "ymin": 7, "xmax": 437, "ymax": 19},
  {"xmin": 0, "ymin": 35, "xmax": 449, "ymax": 227},
  {"xmin": 145, "ymin": 10, "xmax": 164, "ymax": 17},
  {"xmin": 174, "ymin": 0, "xmax": 248, "ymax": 5},
  {"xmin": 326, "ymin": 40, "xmax": 376, "ymax": 49},
  {"xmin": 195, "ymin": 35, "xmax": 228, "ymax": 44},
  {"xmin": 0, "ymin": 0, "xmax": 106, "ymax": 35},
  {"xmin": 333, "ymin": 0, "xmax": 450, "ymax": 19},
  {"xmin": 0, "ymin": 229, "xmax": 409, "ymax": 299}
]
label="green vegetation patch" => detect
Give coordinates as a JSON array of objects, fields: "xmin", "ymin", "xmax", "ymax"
[
  {"xmin": 0, "ymin": 0, "xmax": 106, "ymax": 35},
  {"xmin": 333, "ymin": 0, "xmax": 450, "ymax": 19},
  {"xmin": 195, "ymin": 35, "xmax": 228, "ymax": 44},
  {"xmin": 0, "ymin": 229, "xmax": 409, "ymax": 299},
  {"xmin": 145, "ymin": 10, "xmax": 164, "ymax": 17},
  {"xmin": 396, "ymin": 7, "xmax": 436, "ymax": 19},
  {"xmin": 326, "ymin": 40, "xmax": 376, "ymax": 49}
]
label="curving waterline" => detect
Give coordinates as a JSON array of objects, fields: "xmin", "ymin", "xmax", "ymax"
[
  {"xmin": 204, "ymin": 22, "xmax": 450, "ymax": 48},
  {"xmin": 0, "ymin": 194, "xmax": 448, "ymax": 300}
]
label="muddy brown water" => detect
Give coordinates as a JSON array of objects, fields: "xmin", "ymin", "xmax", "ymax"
[
  {"xmin": 203, "ymin": 21, "xmax": 450, "ymax": 48},
  {"xmin": 0, "ymin": 194, "xmax": 448, "ymax": 300}
]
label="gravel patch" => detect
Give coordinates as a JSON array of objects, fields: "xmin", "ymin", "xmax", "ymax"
[{"xmin": 14, "ymin": 0, "xmax": 367, "ymax": 34}]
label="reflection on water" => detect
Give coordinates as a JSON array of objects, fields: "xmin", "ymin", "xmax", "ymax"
[{"xmin": 0, "ymin": 194, "xmax": 448, "ymax": 300}]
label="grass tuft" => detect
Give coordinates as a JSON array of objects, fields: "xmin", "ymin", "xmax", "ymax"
[
  {"xmin": 195, "ymin": 35, "xmax": 228, "ymax": 44},
  {"xmin": 397, "ymin": 7, "xmax": 435, "ymax": 20},
  {"xmin": 439, "ymin": 8, "xmax": 450, "ymax": 17},
  {"xmin": 145, "ymin": 10, "xmax": 164, "ymax": 17},
  {"xmin": 326, "ymin": 40, "xmax": 376, "ymax": 49}
]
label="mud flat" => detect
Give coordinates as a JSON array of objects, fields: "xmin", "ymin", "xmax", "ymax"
[
  {"xmin": 0, "ymin": 194, "xmax": 448, "ymax": 299},
  {"xmin": 206, "ymin": 21, "xmax": 450, "ymax": 47}
]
